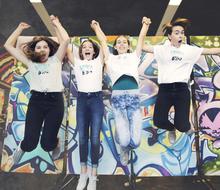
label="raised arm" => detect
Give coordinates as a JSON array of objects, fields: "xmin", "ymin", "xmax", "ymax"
[
  {"xmin": 202, "ymin": 48, "xmax": 220, "ymax": 55},
  {"xmin": 90, "ymin": 20, "xmax": 110, "ymax": 61},
  {"xmin": 136, "ymin": 17, "xmax": 151, "ymax": 57},
  {"xmin": 142, "ymin": 44, "xmax": 154, "ymax": 53},
  {"xmin": 66, "ymin": 46, "xmax": 75, "ymax": 65},
  {"xmin": 4, "ymin": 22, "xmax": 30, "ymax": 65},
  {"xmin": 50, "ymin": 15, "xmax": 70, "ymax": 62},
  {"xmin": 50, "ymin": 15, "xmax": 75, "ymax": 65}
]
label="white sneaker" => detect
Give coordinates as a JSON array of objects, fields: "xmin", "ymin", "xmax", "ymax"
[
  {"xmin": 13, "ymin": 146, "xmax": 24, "ymax": 165},
  {"xmin": 87, "ymin": 175, "xmax": 98, "ymax": 190},
  {"xmin": 76, "ymin": 173, "xmax": 88, "ymax": 190},
  {"xmin": 120, "ymin": 147, "xmax": 129, "ymax": 166},
  {"xmin": 168, "ymin": 130, "xmax": 176, "ymax": 144}
]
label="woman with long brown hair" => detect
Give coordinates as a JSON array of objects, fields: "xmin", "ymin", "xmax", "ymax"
[{"xmin": 4, "ymin": 15, "xmax": 69, "ymax": 164}]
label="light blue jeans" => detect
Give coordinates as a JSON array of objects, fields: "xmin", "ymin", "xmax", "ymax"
[{"xmin": 111, "ymin": 89, "xmax": 142, "ymax": 150}]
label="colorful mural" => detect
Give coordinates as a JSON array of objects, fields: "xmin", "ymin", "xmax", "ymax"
[
  {"xmin": 1, "ymin": 36, "xmax": 219, "ymax": 176},
  {"xmin": 0, "ymin": 50, "xmax": 14, "ymax": 127},
  {"xmin": 191, "ymin": 36, "xmax": 220, "ymax": 176}
]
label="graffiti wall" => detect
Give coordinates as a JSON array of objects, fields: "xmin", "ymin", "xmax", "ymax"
[
  {"xmin": 0, "ymin": 49, "xmax": 14, "ymax": 130},
  {"xmin": 1, "ymin": 36, "xmax": 219, "ymax": 176},
  {"xmin": 0, "ymin": 48, "xmax": 14, "ymax": 165},
  {"xmin": 191, "ymin": 36, "xmax": 220, "ymax": 176}
]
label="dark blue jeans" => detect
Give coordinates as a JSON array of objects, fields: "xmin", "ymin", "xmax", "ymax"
[
  {"xmin": 153, "ymin": 82, "xmax": 191, "ymax": 132},
  {"xmin": 76, "ymin": 91, "xmax": 104, "ymax": 168},
  {"xmin": 21, "ymin": 91, "xmax": 64, "ymax": 152}
]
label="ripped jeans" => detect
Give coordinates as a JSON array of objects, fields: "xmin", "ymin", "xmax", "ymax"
[{"xmin": 111, "ymin": 89, "xmax": 142, "ymax": 150}]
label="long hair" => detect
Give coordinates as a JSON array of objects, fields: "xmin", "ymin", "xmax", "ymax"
[
  {"xmin": 162, "ymin": 18, "xmax": 191, "ymax": 35},
  {"xmin": 22, "ymin": 36, "xmax": 59, "ymax": 62},
  {"xmin": 78, "ymin": 39, "xmax": 99, "ymax": 60},
  {"xmin": 113, "ymin": 35, "xmax": 131, "ymax": 55}
]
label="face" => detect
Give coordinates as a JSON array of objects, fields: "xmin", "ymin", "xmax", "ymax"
[
  {"xmin": 114, "ymin": 36, "xmax": 130, "ymax": 54},
  {"xmin": 168, "ymin": 26, "xmax": 185, "ymax": 47},
  {"xmin": 81, "ymin": 41, "xmax": 95, "ymax": 61},
  {"xmin": 34, "ymin": 40, "xmax": 50, "ymax": 62}
]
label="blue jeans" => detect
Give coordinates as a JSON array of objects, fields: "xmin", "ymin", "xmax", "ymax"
[
  {"xmin": 111, "ymin": 89, "xmax": 142, "ymax": 150},
  {"xmin": 76, "ymin": 91, "xmax": 104, "ymax": 168}
]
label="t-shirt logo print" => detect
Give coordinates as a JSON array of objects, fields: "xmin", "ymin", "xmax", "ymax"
[
  {"xmin": 171, "ymin": 49, "xmax": 183, "ymax": 62},
  {"xmin": 171, "ymin": 56, "xmax": 182, "ymax": 61},
  {"xmin": 80, "ymin": 65, "xmax": 93, "ymax": 75},
  {"xmin": 38, "ymin": 70, "xmax": 49, "ymax": 75}
]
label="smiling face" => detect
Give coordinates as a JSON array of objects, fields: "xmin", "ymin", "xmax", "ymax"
[
  {"xmin": 34, "ymin": 40, "xmax": 50, "ymax": 63},
  {"xmin": 168, "ymin": 25, "xmax": 185, "ymax": 47},
  {"xmin": 80, "ymin": 40, "xmax": 95, "ymax": 61},
  {"xmin": 114, "ymin": 36, "xmax": 130, "ymax": 55}
]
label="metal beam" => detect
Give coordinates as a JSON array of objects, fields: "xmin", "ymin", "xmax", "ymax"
[
  {"xmin": 156, "ymin": 0, "xmax": 182, "ymax": 36},
  {"xmin": 29, "ymin": 0, "xmax": 56, "ymax": 36}
]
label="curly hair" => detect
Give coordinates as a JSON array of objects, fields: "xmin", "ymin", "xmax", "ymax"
[
  {"xmin": 113, "ymin": 35, "xmax": 131, "ymax": 55},
  {"xmin": 78, "ymin": 39, "xmax": 100, "ymax": 60},
  {"xmin": 22, "ymin": 36, "xmax": 59, "ymax": 62},
  {"xmin": 162, "ymin": 18, "xmax": 191, "ymax": 35}
]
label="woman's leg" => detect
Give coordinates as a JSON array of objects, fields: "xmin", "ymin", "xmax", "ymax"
[
  {"xmin": 77, "ymin": 95, "xmax": 90, "ymax": 170},
  {"xmin": 76, "ymin": 94, "xmax": 90, "ymax": 190},
  {"xmin": 153, "ymin": 87, "xmax": 176, "ymax": 144},
  {"xmin": 85, "ymin": 92, "xmax": 104, "ymax": 190},
  {"xmin": 111, "ymin": 93, "xmax": 130, "ymax": 148},
  {"xmin": 173, "ymin": 88, "xmax": 191, "ymax": 132},
  {"xmin": 126, "ymin": 93, "xmax": 142, "ymax": 149},
  {"xmin": 21, "ymin": 94, "xmax": 45, "ymax": 152},
  {"xmin": 40, "ymin": 93, "xmax": 64, "ymax": 152},
  {"xmin": 111, "ymin": 92, "xmax": 131, "ymax": 166},
  {"xmin": 153, "ymin": 88, "xmax": 174, "ymax": 131},
  {"xmin": 89, "ymin": 92, "xmax": 104, "ymax": 172}
]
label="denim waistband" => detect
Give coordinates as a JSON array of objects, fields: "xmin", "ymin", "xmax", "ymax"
[
  {"xmin": 112, "ymin": 89, "xmax": 139, "ymax": 96},
  {"xmin": 159, "ymin": 82, "xmax": 188, "ymax": 89},
  {"xmin": 31, "ymin": 90, "xmax": 63, "ymax": 95},
  {"xmin": 77, "ymin": 91, "xmax": 102, "ymax": 97}
]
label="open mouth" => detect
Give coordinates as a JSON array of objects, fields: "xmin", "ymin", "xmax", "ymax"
[
  {"xmin": 178, "ymin": 40, "xmax": 182, "ymax": 43},
  {"xmin": 39, "ymin": 51, "xmax": 47, "ymax": 57},
  {"xmin": 119, "ymin": 46, "xmax": 126, "ymax": 50},
  {"xmin": 39, "ymin": 52, "xmax": 47, "ymax": 62},
  {"xmin": 85, "ymin": 52, "xmax": 91, "ymax": 56}
]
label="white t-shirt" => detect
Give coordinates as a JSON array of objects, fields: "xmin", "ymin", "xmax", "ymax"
[
  {"xmin": 74, "ymin": 56, "xmax": 103, "ymax": 92},
  {"xmin": 105, "ymin": 52, "xmax": 140, "ymax": 86},
  {"xmin": 27, "ymin": 55, "xmax": 64, "ymax": 92},
  {"xmin": 154, "ymin": 43, "xmax": 203, "ymax": 84}
]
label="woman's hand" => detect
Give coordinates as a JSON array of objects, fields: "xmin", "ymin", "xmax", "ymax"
[
  {"xmin": 90, "ymin": 20, "xmax": 100, "ymax": 30},
  {"xmin": 142, "ymin": 17, "xmax": 151, "ymax": 26},
  {"xmin": 17, "ymin": 22, "xmax": 31, "ymax": 31},
  {"xmin": 50, "ymin": 15, "xmax": 61, "ymax": 27}
]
